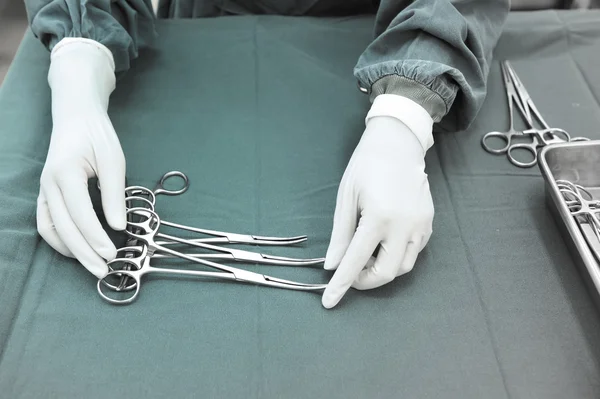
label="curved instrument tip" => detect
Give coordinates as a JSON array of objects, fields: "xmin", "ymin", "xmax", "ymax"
[
  {"xmin": 250, "ymin": 235, "xmax": 308, "ymax": 245},
  {"xmin": 259, "ymin": 254, "xmax": 325, "ymax": 266}
]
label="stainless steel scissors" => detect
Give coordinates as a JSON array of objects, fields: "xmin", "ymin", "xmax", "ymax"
[
  {"xmin": 482, "ymin": 61, "xmax": 584, "ymax": 168},
  {"xmin": 97, "ymin": 208, "xmax": 327, "ymax": 304}
]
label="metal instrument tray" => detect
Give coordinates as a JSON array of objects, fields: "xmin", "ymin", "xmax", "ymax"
[{"xmin": 539, "ymin": 140, "xmax": 600, "ymax": 311}]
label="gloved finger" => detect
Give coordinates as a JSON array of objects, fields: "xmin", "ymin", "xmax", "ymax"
[
  {"xmin": 56, "ymin": 169, "xmax": 117, "ymax": 261},
  {"xmin": 397, "ymin": 241, "xmax": 420, "ymax": 277},
  {"xmin": 322, "ymin": 221, "xmax": 381, "ymax": 309},
  {"xmin": 44, "ymin": 183, "xmax": 109, "ymax": 279},
  {"xmin": 36, "ymin": 192, "xmax": 74, "ymax": 258},
  {"xmin": 352, "ymin": 234, "xmax": 411, "ymax": 290},
  {"xmin": 96, "ymin": 146, "xmax": 126, "ymax": 231},
  {"xmin": 324, "ymin": 184, "xmax": 357, "ymax": 271},
  {"xmin": 419, "ymin": 229, "xmax": 433, "ymax": 252}
]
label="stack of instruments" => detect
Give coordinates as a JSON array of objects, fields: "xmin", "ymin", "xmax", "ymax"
[{"xmin": 97, "ymin": 171, "xmax": 327, "ymax": 305}]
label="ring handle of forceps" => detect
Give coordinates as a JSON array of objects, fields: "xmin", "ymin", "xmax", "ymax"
[
  {"xmin": 100, "ymin": 256, "xmax": 143, "ymax": 295},
  {"xmin": 98, "ymin": 267, "xmax": 142, "ymax": 305},
  {"xmin": 98, "ymin": 171, "xmax": 189, "ymax": 197},
  {"xmin": 481, "ymin": 130, "xmax": 519, "ymax": 154},
  {"xmin": 122, "ymin": 208, "xmax": 162, "ymax": 241},
  {"xmin": 154, "ymin": 171, "xmax": 189, "ymax": 196},
  {"xmin": 124, "ymin": 193, "xmax": 155, "ymax": 210},
  {"xmin": 506, "ymin": 128, "xmax": 570, "ymax": 168},
  {"xmin": 506, "ymin": 141, "xmax": 539, "ymax": 168}
]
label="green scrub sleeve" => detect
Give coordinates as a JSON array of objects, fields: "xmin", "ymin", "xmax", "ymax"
[
  {"xmin": 24, "ymin": 0, "xmax": 156, "ymax": 72},
  {"xmin": 354, "ymin": 0, "xmax": 510, "ymax": 132}
]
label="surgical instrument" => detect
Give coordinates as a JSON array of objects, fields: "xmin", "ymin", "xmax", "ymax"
[
  {"xmin": 118, "ymin": 241, "xmax": 324, "ymax": 267},
  {"xmin": 481, "ymin": 61, "xmax": 533, "ymax": 154},
  {"xmin": 97, "ymin": 208, "xmax": 327, "ymax": 304},
  {"xmin": 116, "ymin": 203, "xmax": 322, "ymax": 267},
  {"xmin": 117, "ymin": 176, "xmax": 310, "ymax": 290},
  {"xmin": 97, "ymin": 170, "xmax": 189, "ymax": 199},
  {"xmin": 557, "ymin": 180, "xmax": 600, "ymax": 261},
  {"xmin": 123, "ymin": 190, "xmax": 309, "ymax": 246},
  {"xmin": 482, "ymin": 61, "xmax": 587, "ymax": 168},
  {"xmin": 118, "ymin": 170, "xmax": 190, "ymax": 243},
  {"xmin": 102, "ymin": 242, "xmax": 323, "ymax": 293},
  {"xmin": 123, "ymin": 179, "xmax": 309, "ymax": 245},
  {"xmin": 557, "ymin": 180, "xmax": 600, "ymax": 230},
  {"xmin": 117, "ymin": 171, "xmax": 190, "ymax": 290},
  {"xmin": 110, "ymin": 172, "xmax": 323, "ymax": 297}
]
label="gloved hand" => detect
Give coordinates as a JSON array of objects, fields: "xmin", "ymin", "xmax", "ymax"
[
  {"xmin": 37, "ymin": 38, "xmax": 126, "ymax": 278},
  {"xmin": 322, "ymin": 94, "xmax": 435, "ymax": 308}
]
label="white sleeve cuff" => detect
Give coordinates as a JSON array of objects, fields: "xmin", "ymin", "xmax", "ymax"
[
  {"xmin": 365, "ymin": 94, "xmax": 434, "ymax": 153},
  {"xmin": 51, "ymin": 37, "xmax": 115, "ymax": 72}
]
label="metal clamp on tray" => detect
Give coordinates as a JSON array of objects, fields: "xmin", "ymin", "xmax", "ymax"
[{"xmin": 539, "ymin": 141, "xmax": 600, "ymax": 310}]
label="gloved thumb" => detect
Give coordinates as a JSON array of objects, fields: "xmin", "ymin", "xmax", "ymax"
[
  {"xmin": 97, "ymin": 148, "xmax": 126, "ymax": 231},
  {"xmin": 322, "ymin": 223, "xmax": 380, "ymax": 309}
]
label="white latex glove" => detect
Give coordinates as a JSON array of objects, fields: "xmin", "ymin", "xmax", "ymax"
[
  {"xmin": 37, "ymin": 38, "xmax": 126, "ymax": 278},
  {"xmin": 322, "ymin": 94, "xmax": 435, "ymax": 308}
]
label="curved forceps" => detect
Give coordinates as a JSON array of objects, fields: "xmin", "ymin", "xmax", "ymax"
[
  {"xmin": 102, "ymin": 241, "xmax": 324, "ymax": 293},
  {"xmin": 98, "ymin": 208, "xmax": 327, "ymax": 304},
  {"xmin": 116, "ymin": 193, "xmax": 315, "ymax": 290},
  {"xmin": 124, "ymin": 189, "xmax": 308, "ymax": 246},
  {"xmin": 131, "ymin": 237, "xmax": 325, "ymax": 266},
  {"xmin": 506, "ymin": 127, "xmax": 571, "ymax": 168},
  {"xmin": 117, "ymin": 194, "xmax": 316, "ymax": 291},
  {"xmin": 481, "ymin": 61, "xmax": 531, "ymax": 154}
]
